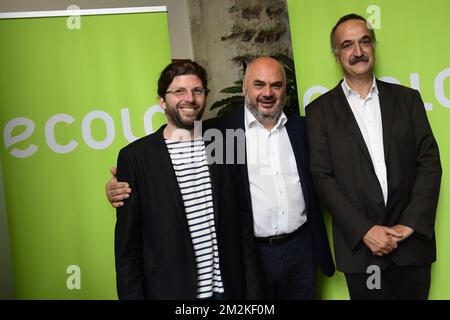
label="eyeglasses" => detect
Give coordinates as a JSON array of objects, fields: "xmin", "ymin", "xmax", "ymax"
[{"xmin": 166, "ymin": 87, "xmax": 209, "ymax": 97}]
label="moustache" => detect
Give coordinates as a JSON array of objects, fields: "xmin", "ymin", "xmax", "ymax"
[
  {"xmin": 258, "ymin": 96, "xmax": 276, "ymax": 103},
  {"xmin": 349, "ymin": 55, "xmax": 369, "ymax": 65}
]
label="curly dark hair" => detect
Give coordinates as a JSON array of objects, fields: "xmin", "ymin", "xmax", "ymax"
[{"xmin": 157, "ymin": 60, "xmax": 208, "ymax": 98}]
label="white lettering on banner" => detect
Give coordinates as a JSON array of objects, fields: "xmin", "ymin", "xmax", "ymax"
[
  {"xmin": 302, "ymin": 85, "xmax": 328, "ymax": 110},
  {"xmin": 2, "ymin": 105, "xmax": 164, "ymax": 158},
  {"xmin": 121, "ymin": 108, "xmax": 139, "ymax": 143},
  {"xmin": 436, "ymin": 68, "xmax": 450, "ymax": 108},
  {"xmin": 144, "ymin": 105, "xmax": 165, "ymax": 135},
  {"xmin": 302, "ymin": 68, "xmax": 450, "ymax": 110},
  {"xmin": 378, "ymin": 76, "xmax": 400, "ymax": 84},
  {"xmin": 409, "ymin": 73, "xmax": 433, "ymax": 111},
  {"xmin": 82, "ymin": 111, "xmax": 115, "ymax": 150},
  {"xmin": 45, "ymin": 114, "xmax": 78, "ymax": 153},
  {"xmin": 3, "ymin": 117, "xmax": 38, "ymax": 158}
]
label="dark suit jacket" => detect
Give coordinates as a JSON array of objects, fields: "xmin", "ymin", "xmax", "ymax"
[
  {"xmin": 205, "ymin": 107, "xmax": 335, "ymax": 277},
  {"xmin": 115, "ymin": 125, "xmax": 262, "ymax": 299},
  {"xmin": 306, "ymin": 80, "xmax": 442, "ymax": 273}
]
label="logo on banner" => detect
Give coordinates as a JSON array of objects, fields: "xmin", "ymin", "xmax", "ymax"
[{"xmin": 3, "ymin": 105, "xmax": 165, "ymax": 158}]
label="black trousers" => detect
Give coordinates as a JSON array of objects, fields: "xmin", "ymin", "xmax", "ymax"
[
  {"xmin": 256, "ymin": 224, "xmax": 316, "ymax": 300},
  {"xmin": 345, "ymin": 264, "xmax": 431, "ymax": 300}
]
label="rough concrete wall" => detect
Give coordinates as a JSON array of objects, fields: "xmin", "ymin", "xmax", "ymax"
[
  {"xmin": 188, "ymin": 0, "xmax": 292, "ymax": 119},
  {"xmin": 222, "ymin": 0, "xmax": 291, "ymax": 63}
]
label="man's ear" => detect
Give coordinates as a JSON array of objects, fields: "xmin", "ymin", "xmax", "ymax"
[
  {"xmin": 159, "ymin": 97, "xmax": 166, "ymax": 110},
  {"xmin": 242, "ymin": 81, "xmax": 246, "ymax": 97}
]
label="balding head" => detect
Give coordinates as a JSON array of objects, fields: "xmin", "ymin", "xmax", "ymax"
[{"xmin": 244, "ymin": 56, "xmax": 286, "ymax": 86}]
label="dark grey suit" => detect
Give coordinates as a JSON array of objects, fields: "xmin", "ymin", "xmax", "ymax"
[{"xmin": 306, "ymin": 80, "xmax": 441, "ymax": 274}]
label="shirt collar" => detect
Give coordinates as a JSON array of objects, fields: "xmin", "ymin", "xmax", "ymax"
[
  {"xmin": 244, "ymin": 104, "xmax": 288, "ymax": 131},
  {"xmin": 341, "ymin": 75, "xmax": 379, "ymax": 99}
]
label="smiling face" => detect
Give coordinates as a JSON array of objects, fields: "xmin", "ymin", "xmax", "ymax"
[
  {"xmin": 242, "ymin": 57, "xmax": 286, "ymax": 129},
  {"xmin": 160, "ymin": 74, "xmax": 206, "ymax": 131},
  {"xmin": 333, "ymin": 19, "xmax": 375, "ymax": 80}
]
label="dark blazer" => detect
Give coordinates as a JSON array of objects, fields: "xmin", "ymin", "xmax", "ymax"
[
  {"xmin": 115, "ymin": 125, "xmax": 262, "ymax": 299},
  {"xmin": 306, "ymin": 80, "xmax": 442, "ymax": 273},
  {"xmin": 206, "ymin": 107, "xmax": 335, "ymax": 277}
]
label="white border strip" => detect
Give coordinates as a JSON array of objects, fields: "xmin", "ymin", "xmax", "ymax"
[{"xmin": 0, "ymin": 6, "xmax": 167, "ymax": 19}]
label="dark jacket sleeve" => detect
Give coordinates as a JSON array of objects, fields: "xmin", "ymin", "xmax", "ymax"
[
  {"xmin": 306, "ymin": 102, "xmax": 374, "ymax": 251},
  {"xmin": 397, "ymin": 90, "xmax": 442, "ymax": 238},
  {"xmin": 299, "ymin": 117, "xmax": 335, "ymax": 276},
  {"xmin": 115, "ymin": 148, "xmax": 146, "ymax": 299}
]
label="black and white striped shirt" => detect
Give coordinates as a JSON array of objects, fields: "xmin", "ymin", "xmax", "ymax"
[{"xmin": 166, "ymin": 138, "xmax": 224, "ymax": 299}]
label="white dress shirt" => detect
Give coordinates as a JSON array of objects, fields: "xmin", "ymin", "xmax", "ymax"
[
  {"xmin": 244, "ymin": 106, "xmax": 307, "ymax": 237},
  {"xmin": 341, "ymin": 77, "xmax": 388, "ymax": 205}
]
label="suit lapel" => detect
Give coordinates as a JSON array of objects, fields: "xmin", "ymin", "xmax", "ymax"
[
  {"xmin": 222, "ymin": 107, "xmax": 253, "ymax": 211},
  {"xmin": 285, "ymin": 118, "xmax": 310, "ymax": 209},
  {"xmin": 377, "ymin": 80, "xmax": 394, "ymax": 161},
  {"xmin": 204, "ymin": 137, "xmax": 221, "ymax": 228},
  {"xmin": 149, "ymin": 127, "xmax": 187, "ymax": 226},
  {"xmin": 330, "ymin": 83, "xmax": 373, "ymax": 166}
]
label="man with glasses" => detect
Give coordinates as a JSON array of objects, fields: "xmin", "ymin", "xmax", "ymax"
[
  {"xmin": 114, "ymin": 60, "xmax": 261, "ymax": 299},
  {"xmin": 306, "ymin": 14, "xmax": 442, "ymax": 299}
]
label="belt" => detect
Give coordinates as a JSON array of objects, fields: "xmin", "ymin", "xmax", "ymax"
[{"xmin": 254, "ymin": 223, "xmax": 306, "ymax": 245}]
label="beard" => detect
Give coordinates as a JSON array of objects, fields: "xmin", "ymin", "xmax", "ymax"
[
  {"xmin": 165, "ymin": 101, "xmax": 205, "ymax": 130},
  {"xmin": 245, "ymin": 92, "xmax": 284, "ymax": 126}
]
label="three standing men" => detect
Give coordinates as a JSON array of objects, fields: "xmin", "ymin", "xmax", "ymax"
[{"xmin": 109, "ymin": 13, "xmax": 442, "ymax": 300}]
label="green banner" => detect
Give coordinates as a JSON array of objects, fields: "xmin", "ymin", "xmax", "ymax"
[
  {"xmin": 287, "ymin": 0, "xmax": 450, "ymax": 299},
  {"xmin": 0, "ymin": 8, "xmax": 170, "ymax": 299}
]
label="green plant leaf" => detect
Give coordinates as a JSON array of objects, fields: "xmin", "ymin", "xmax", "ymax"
[
  {"xmin": 274, "ymin": 54, "xmax": 296, "ymax": 72},
  {"xmin": 220, "ymin": 86, "xmax": 242, "ymax": 93},
  {"xmin": 210, "ymin": 95, "xmax": 244, "ymax": 110}
]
